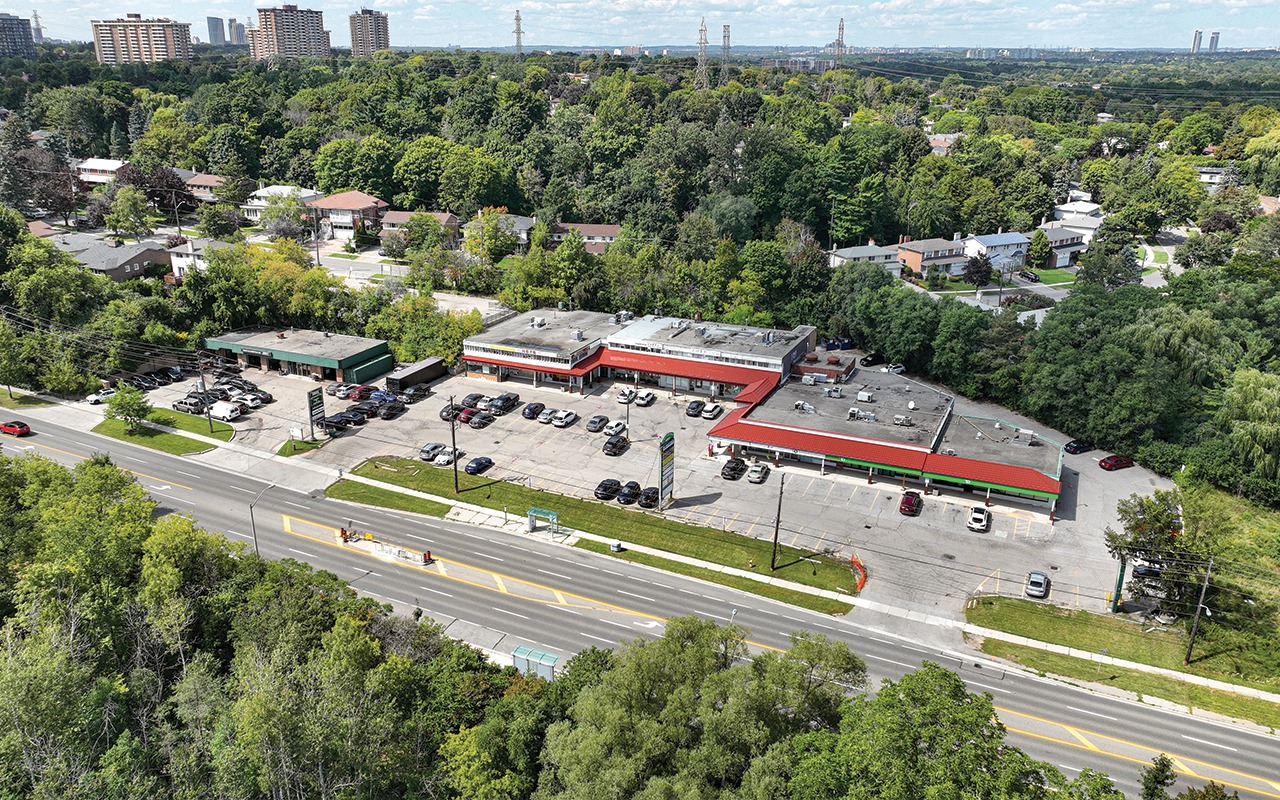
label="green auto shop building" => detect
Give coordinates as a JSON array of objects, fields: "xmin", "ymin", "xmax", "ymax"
[{"xmin": 204, "ymin": 327, "xmax": 395, "ymax": 384}]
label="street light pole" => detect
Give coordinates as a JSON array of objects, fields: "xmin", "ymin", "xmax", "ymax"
[
  {"xmin": 1183, "ymin": 556, "xmax": 1214, "ymax": 665},
  {"xmin": 248, "ymin": 483, "xmax": 276, "ymax": 557}
]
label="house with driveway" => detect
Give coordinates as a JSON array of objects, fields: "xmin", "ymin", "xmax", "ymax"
[
  {"xmin": 240, "ymin": 184, "xmax": 322, "ymax": 223},
  {"xmin": 963, "ymin": 232, "xmax": 1029, "ymax": 273},
  {"xmin": 829, "ymin": 243, "xmax": 899, "ymax": 269},
  {"xmin": 896, "ymin": 237, "xmax": 968, "ymax": 277},
  {"xmin": 307, "ymin": 190, "xmax": 388, "ymax": 242},
  {"xmin": 1034, "ymin": 223, "xmax": 1088, "ymax": 269}
]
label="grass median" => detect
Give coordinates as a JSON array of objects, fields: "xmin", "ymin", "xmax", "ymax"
[
  {"xmin": 93, "ymin": 418, "xmax": 213, "ymax": 456},
  {"xmin": 0, "ymin": 391, "xmax": 53, "ymax": 409},
  {"xmin": 325, "ymin": 479, "xmax": 451, "ymax": 518},
  {"xmin": 347, "ymin": 457, "xmax": 860, "ymax": 603},
  {"xmin": 148, "ymin": 409, "xmax": 234, "ymax": 441}
]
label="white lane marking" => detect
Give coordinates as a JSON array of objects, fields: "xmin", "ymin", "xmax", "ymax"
[
  {"xmin": 348, "ymin": 518, "xmax": 371, "ymax": 526},
  {"xmin": 783, "ymin": 615, "xmax": 805, "ymax": 623},
  {"xmin": 582, "ymin": 633, "xmax": 614, "ymax": 645},
  {"xmin": 229, "ymin": 485, "xmax": 256, "ymax": 493},
  {"xmin": 1058, "ymin": 765, "xmax": 1081, "ymax": 773},
  {"xmin": 554, "ymin": 557, "xmax": 579, "ymax": 565},
  {"xmin": 679, "ymin": 588, "xmax": 699, "ymax": 595},
  {"xmin": 364, "ymin": 591, "xmax": 384, "ymax": 599},
  {"xmin": 617, "ymin": 590, "xmax": 656, "ymax": 603},
  {"xmin": 600, "ymin": 568, "xmax": 626, "ymax": 577},
  {"xmin": 459, "ymin": 531, "xmax": 483, "ymax": 540},
  {"xmin": 550, "ymin": 605, "xmax": 581, "ymax": 615},
  {"xmin": 284, "ymin": 501, "xmax": 309, "ymax": 509},
  {"xmin": 599, "ymin": 619, "xmax": 635, "ymax": 631},
  {"xmin": 902, "ymin": 645, "xmax": 930, "ymax": 654},
  {"xmin": 474, "ymin": 552, "xmax": 504, "ymax": 561},
  {"xmin": 812, "ymin": 623, "xmax": 836, "ymax": 631},
  {"xmin": 365, "ymin": 572, "xmax": 383, "ymax": 577},
  {"xmin": 965, "ymin": 680, "xmax": 1012, "ymax": 695},
  {"xmin": 288, "ymin": 548, "xmax": 317, "ymax": 558},
  {"xmin": 418, "ymin": 586, "xmax": 453, "ymax": 598},
  {"xmin": 863, "ymin": 653, "xmax": 915, "ymax": 670},
  {"xmin": 226, "ymin": 530, "xmax": 250, "ymax": 539},
  {"xmin": 406, "ymin": 534, "xmax": 435, "ymax": 544},
  {"xmin": 651, "ymin": 582, "xmax": 675, "ymax": 589},
  {"xmin": 494, "ymin": 608, "xmax": 529, "ymax": 620},
  {"xmin": 175, "ymin": 470, "xmax": 200, "ymax": 478},
  {"xmin": 509, "ymin": 545, "xmax": 536, "ymax": 554},
  {"xmin": 870, "ymin": 637, "xmax": 894, "ymax": 645},
  {"xmin": 1066, "ymin": 706, "xmax": 1117, "ymax": 721},
  {"xmin": 756, "ymin": 608, "xmax": 778, "ymax": 617},
  {"xmin": 1180, "ymin": 735, "xmax": 1237, "ymax": 752},
  {"xmin": 536, "ymin": 569, "xmax": 572, "ymax": 581},
  {"xmin": 118, "ymin": 454, "xmax": 145, "ymax": 463}
]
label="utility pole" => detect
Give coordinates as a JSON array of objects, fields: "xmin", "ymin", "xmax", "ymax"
[
  {"xmin": 196, "ymin": 361, "xmax": 214, "ymax": 433},
  {"xmin": 1183, "ymin": 556, "xmax": 1214, "ymax": 665},
  {"xmin": 720, "ymin": 25, "xmax": 730, "ymax": 87},
  {"xmin": 770, "ymin": 473, "xmax": 784, "ymax": 571},
  {"xmin": 836, "ymin": 18, "xmax": 845, "ymax": 67},
  {"xmin": 694, "ymin": 18, "xmax": 708, "ymax": 90},
  {"xmin": 449, "ymin": 394, "xmax": 459, "ymax": 494},
  {"xmin": 513, "ymin": 10, "xmax": 523, "ymax": 59},
  {"xmin": 248, "ymin": 483, "xmax": 276, "ymax": 557}
]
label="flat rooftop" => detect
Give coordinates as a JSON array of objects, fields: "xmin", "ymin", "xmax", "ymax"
[
  {"xmin": 470, "ymin": 309, "xmax": 618, "ymax": 354},
  {"xmin": 208, "ymin": 327, "xmax": 386, "ymax": 360},
  {"xmin": 749, "ymin": 369, "xmax": 951, "ymax": 449},
  {"xmin": 938, "ymin": 414, "xmax": 1062, "ymax": 477},
  {"xmin": 610, "ymin": 315, "xmax": 816, "ymax": 359}
]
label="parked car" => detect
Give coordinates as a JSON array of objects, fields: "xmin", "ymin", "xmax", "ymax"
[
  {"xmin": 232, "ymin": 393, "xmax": 263, "ymax": 409},
  {"xmin": 1132, "ymin": 561, "xmax": 1162, "ymax": 579},
  {"xmin": 885, "ymin": 363, "xmax": 906, "ymax": 375},
  {"xmin": 205, "ymin": 387, "xmax": 231, "ymax": 401},
  {"xmin": 348, "ymin": 385, "xmax": 376, "ymax": 401},
  {"xmin": 638, "ymin": 486, "xmax": 660, "ymax": 508},
  {"xmin": 635, "ymin": 390, "xmax": 657, "ymax": 406},
  {"xmin": 399, "ymin": 385, "xmax": 430, "ymax": 403},
  {"xmin": 746, "ymin": 463, "xmax": 770, "ymax": 484},
  {"xmin": 377, "ymin": 401, "xmax": 407, "ymax": 419},
  {"xmin": 348, "ymin": 402, "xmax": 380, "ymax": 419},
  {"xmin": 859, "ymin": 352, "xmax": 885, "ymax": 367},
  {"xmin": 721, "ymin": 458, "xmax": 747, "ymax": 480},
  {"xmin": 537, "ymin": 407, "xmax": 559, "ymax": 424},
  {"xmin": 465, "ymin": 456, "xmax": 494, "ymax": 475},
  {"xmin": 490, "ymin": 393, "xmax": 521, "ymax": 414},
  {"xmin": 173, "ymin": 398, "xmax": 205, "ymax": 415},
  {"xmin": 1064, "ymin": 439, "xmax": 1094, "ymax": 455},
  {"xmin": 475, "ymin": 396, "xmax": 494, "ymax": 412},
  {"xmin": 586, "ymin": 414, "xmax": 610, "ymax": 433},
  {"xmin": 147, "ymin": 371, "xmax": 172, "ymax": 385},
  {"xmin": 334, "ymin": 410, "xmax": 366, "ymax": 426},
  {"xmin": 617, "ymin": 481, "xmax": 642, "ymax": 505},
  {"xmin": 603, "ymin": 435, "xmax": 629, "ymax": 456},
  {"xmin": 326, "ymin": 382, "xmax": 352, "ymax": 396},
  {"xmin": 616, "ymin": 387, "xmax": 637, "ymax": 404},
  {"xmin": 701, "ymin": 402, "xmax": 724, "ymax": 420},
  {"xmin": 369, "ymin": 389, "xmax": 397, "ymax": 404},
  {"xmin": 898, "ymin": 490, "xmax": 923, "ymax": 516},
  {"xmin": 967, "ymin": 506, "xmax": 990, "ymax": 532},
  {"xmin": 0, "ymin": 421, "xmax": 31, "ymax": 436},
  {"xmin": 1019, "ymin": 270, "xmax": 1042, "ymax": 282},
  {"xmin": 457, "ymin": 407, "xmax": 478, "ymax": 424},
  {"xmin": 603, "ymin": 420, "xmax": 627, "ymax": 436},
  {"xmin": 1025, "ymin": 571, "xmax": 1050, "ymax": 598},
  {"xmin": 594, "ymin": 478, "xmax": 622, "ymax": 501},
  {"xmin": 685, "ymin": 400, "xmax": 705, "ymax": 417},
  {"xmin": 440, "ymin": 403, "xmax": 464, "ymax": 421},
  {"xmin": 247, "ymin": 389, "xmax": 273, "ymax": 403},
  {"xmin": 133, "ymin": 374, "xmax": 159, "ymax": 389},
  {"xmin": 1099, "ymin": 454, "xmax": 1135, "ymax": 471},
  {"xmin": 522, "ymin": 402, "xmax": 546, "ymax": 420},
  {"xmin": 433, "ymin": 447, "xmax": 463, "ymax": 466},
  {"xmin": 469, "ymin": 412, "xmax": 497, "ymax": 429},
  {"xmin": 460, "ymin": 392, "xmax": 485, "ymax": 409},
  {"xmin": 86, "ymin": 388, "xmax": 117, "ymax": 404},
  {"xmin": 209, "ymin": 401, "xmax": 241, "ymax": 422},
  {"xmin": 419, "ymin": 442, "xmax": 447, "ymax": 461},
  {"xmin": 164, "ymin": 366, "xmax": 185, "ymax": 381},
  {"xmin": 551, "ymin": 409, "xmax": 578, "ymax": 428},
  {"xmin": 335, "ymin": 384, "xmax": 358, "ymax": 399},
  {"xmin": 319, "ymin": 416, "xmax": 350, "ymax": 432}
]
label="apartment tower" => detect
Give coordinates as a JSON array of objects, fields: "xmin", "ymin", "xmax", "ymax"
[
  {"xmin": 206, "ymin": 16, "xmax": 226, "ymax": 46},
  {"xmin": 91, "ymin": 13, "xmax": 192, "ymax": 64},
  {"xmin": 0, "ymin": 12, "xmax": 36, "ymax": 58},
  {"xmin": 1208, "ymin": 31, "xmax": 1220, "ymax": 53},
  {"xmin": 348, "ymin": 8, "xmax": 388, "ymax": 57},
  {"xmin": 1191, "ymin": 29, "xmax": 1202, "ymax": 53},
  {"xmin": 247, "ymin": 5, "xmax": 330, "ymax": 60},
  {"xmin": 227, "ymin": 18, "xmax": 246, "ymax": 45}
]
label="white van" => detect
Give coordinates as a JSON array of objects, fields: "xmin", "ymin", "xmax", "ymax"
[{"xmin": 209, "ymin": 400, "xmax": 241, "ymax": 422}]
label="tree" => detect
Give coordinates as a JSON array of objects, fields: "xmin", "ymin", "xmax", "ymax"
[
  {"xmin": 1140, "ymin": 754, "xmax": 1178, "ymax": 800},
  {"xmin": 380, "ymin": 230, "xmax": 407, "ymax": 260},
  {"xmin": 1174, "ymin": 233, "xmax": 1231, "ymax": 271},
  {"xmin": 1026, "ymin": 229, "xmax": 1051, "ymax": 270},
  {"xmin": 197, "ymin": 203, "xmax": 243, "ymax": 239},
  {"xmin": 398, "ymin": 213, "xmax": 447, "ymax": 251},
  {"xmin": 260, "ymin": 191, "xmax": 312, "ymax": 243},
  {"xmin": 1216, "ymin": 368, "xmax": 1280, "ymax": 482},
  {"xmin": 0, "ymin": 115, "xmax": 33, "ymax": 212},
  {"xmin": 105, "ymin": 384, "xmax": 153, "ymax": 433},
  {"xmin": 0, "ymin": 319, "xmax": 28, "ymax": 398},
  {"xmin": 963, "ymin": 253, "xmax": 993, "ymax": 287},
  {"xmin": 104, "ymin": 185, "xmax": 159, "ymax": 239},
  {"xmin": 463, "ymin": 207, "xmax": 519, "ymax": 264}
]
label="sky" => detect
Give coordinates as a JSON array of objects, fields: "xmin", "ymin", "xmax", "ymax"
[{"xmin": 9, "ymin": 0, "xmax": 1280, "ymax": 51}]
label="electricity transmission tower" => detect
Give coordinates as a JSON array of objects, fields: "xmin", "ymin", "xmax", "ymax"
[
  {"xmin": 720, "ymin": 24, "xmax": 730, "ymax": 86},
  {"xmin": 694, "ymin": 17, "xmax": 708, "ymax": 90},
  {"xmin": 513, "ymin": 10, "xmax": 523, "ymax": 59}
]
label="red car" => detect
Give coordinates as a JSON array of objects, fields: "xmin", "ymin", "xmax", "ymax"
[
  {"xmin": 0, "ymin": 421, "xmax": 31, "ymax": 436},
  {"xmin": 456, "ymin": 407, "xmax": 478, "ymax": 424},
  {"xmin": 898, "ymin": 490, "xmax": 923, "ymax": 516},
  {"xmin": 1099, "ymin": 455, "xmax": 1135, "ymax": 471},
  {"xmin": 348, "ymin": 385, "xmax": 375, "ymax": 400}
]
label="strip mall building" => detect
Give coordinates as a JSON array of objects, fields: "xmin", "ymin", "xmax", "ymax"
[{"xmin": 463, "ymin": 310, "xmax": 1062, "ymax": 512}]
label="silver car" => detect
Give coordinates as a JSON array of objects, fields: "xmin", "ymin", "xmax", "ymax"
[{"xmin": 1025, "ymin": 571, "xmax": 1049, "ymax": 598}]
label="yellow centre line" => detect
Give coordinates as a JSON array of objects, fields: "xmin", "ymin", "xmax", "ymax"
[{"xmin": 30, "ymin": 441, "xmax": 193, "ymax": 490}]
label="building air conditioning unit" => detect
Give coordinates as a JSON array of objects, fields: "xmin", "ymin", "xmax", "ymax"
[
  {"xmin": 824, "ymin": 386, "xmax": 843, "ymax": 398},
  {"xmin": 893, "ymin": 415, "xmax": 914, "ymax": 427},
  {"xmin": 856, "ymin": 391, "xmax": 873, "ymax": 402},
  {"xmin": 571, "ymin": 328, "xmax": 584, "ymax": 341},
  {"xmin": 802, "ymin": 374, "xmax": 816, "ymax": 385}
]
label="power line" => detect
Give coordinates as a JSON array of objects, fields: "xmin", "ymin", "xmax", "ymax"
[{"xmin": 694, "ymin": 18, "xmax": 708, "ymax": 91}]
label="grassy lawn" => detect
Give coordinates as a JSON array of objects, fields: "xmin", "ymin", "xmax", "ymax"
[
  {"xmin": 965, "ymin": 597, "xmax": 1280, "ymax": 693},
  {"xmin": 379, "ymin": 258, "xmax": 409, "ymax": 266},
  {"xmin": 325, "ymin": 478, "xmax": 451, "ymax": 518},
  {"xmin": 576, "ymin": 539, "xmax": 853, "ymax": 615},
  {"xmin": 92, "ymin": 418, "xmax": 213, "ymax": 456},
  {"xmin": 329, "ymin": 252, "xmax": 359, "ymax": 260},
  {"xmin": 0, "ymin": 391, "xmax": 53, "ymax": 409},
  {"xmin": 1033, "ymin": 268, "xmax": 1077, "ymax": 286},
  {"xmin": 366, "ymin": 273, "xmax": 392, "ymax": 282},
  {"xmin": 277, "ymin": 438, "xmax": 327, "ymax": 456},
  {"xmin": 347, "ymin": 457, "xmax": 860, "ymax": 600},
  {"xmin": 978, "ymin": 639, "xmax": 1280, "ymax": 730},
  {"xmin": 147, "ymin": 409, "xmax": 234, "ymax": 441},
  {"xmin": 1152, "ymin": 250, "xmax": 1169, "ymax": 264}
]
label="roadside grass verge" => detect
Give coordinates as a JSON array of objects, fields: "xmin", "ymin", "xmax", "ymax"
[
  {"xmin": 277, "ymin": 438, "xmax": 326, "ymax": 456},
  {"xmin": 92, "ymin": 418, "xmax": 212, "ymax": 456},
  {"xmin": 965, "ymin": 597, "xmax": 1280, "ymax": 694},
  {"xmin": 977, "ymin": 639, "xmax": 1280, "ymax": 730},
  {"xmin": 0, "ymin": 391, "xmax": 53, "ymax": 409},
  {"xmin": 575, "ymin": 539, "xmax": 854, "ymax": 615},
  {"xmin": 148, "ymin": 409, "xmax": 234, "ymax": 441},
  {"xmin": 325, "ymin": 478, "xmax": 451, "ymax": 518},
  {"xmin": 347, "ymin": 457, "xmax": 860, "ymax": 601},
  {"xmin": 329, "ymin": 252, "xmax": 359, "ymax": 260},
  {"xmin": 1033, "ymin": 268, "xmax": 1077, "ymax": 285}
]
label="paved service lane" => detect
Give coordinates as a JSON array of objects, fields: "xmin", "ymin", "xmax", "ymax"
[{"xmin": 5, "ymin": 411, "xmax": 1278, "ymax": 800}]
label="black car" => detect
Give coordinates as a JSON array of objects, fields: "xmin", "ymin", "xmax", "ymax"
[
  {"xmin": 490, "ymin": 392, "xmax": 521, "ymax": 414},
  {"xmin": 603, "ymin": 434, "xmax": 629, "ymax": 456},
  {"xmin": 685, "ymin": 400, "xmax": 705, "ymax": 417},
  {"xmin": 1019, "ymin": 270, "xmax": 1042, "ymax": 282},
  {"xmin": 1064, "ymin": 439, "xmax": 1095, "ymax": 455},
  {"xmin": 461, "ymin": 392, "xmax": 485, "ymax": 409},
  {"xmin": 440, "ymin": 403, "xmax": 464, "ymax": 421},
  {"xmin": 399, "ymin": 385, "xmax": 430, "ymax": 403},
  {"xmin": 377, "ymin": 401, "xmax": 407, "ymax": 419},
  {"xmin": 522, "ymin": 402, "xmax": 546, "ymax": 420},
  {"xmin": 248, "ymin": 389, "xmax": 273, "ymax": 403},
  {"xmin": 205, "ymin": 387, "xmax": 231, "ymax": 401},
  {"xmin": 147, "ymin": 371, "xmax": 172, "ymax": 385},
  {"xmin": 164, "ymin": 366, "xmax": 185, "ymax": 381},
  {"xmin": 321, "ymin": 414, "xmax": 351, "ymax": 430},
  {"xmin": 721, "ymin": 458, "xmax": 748, "ymax": 480},
  {"xmin": 638, "ymin": 486, "xmax": 660, "ymax": 508},
  {"xmin": 348, "ymin": 402, "xmax": 381, "ymax": 419},
  {"xmin": 469, "ymin": 412, "xmax": 496, "ymax": 429},
  {"xmin": 617, "ymin": 481, "xmax": 641, "ymax": 505},
  {"xmin": 334, "ymin": 410, "xmax": 367, "ymax": 426},
  {"xmin": 594, "ymin": 478, "xmax": 622, "ymax": 501},
  {"xmin": 859, "ymin": 353, "xmax": 885, "ymax": 367},
  {"xmin": 1132, "ymin": 562, "xmax": 1163, "ymax": 579}
]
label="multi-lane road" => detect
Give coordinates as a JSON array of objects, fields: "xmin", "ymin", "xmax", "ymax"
[{"xmin": 4, "ymin": 411, "xmax": 1277, "ymax": 799}]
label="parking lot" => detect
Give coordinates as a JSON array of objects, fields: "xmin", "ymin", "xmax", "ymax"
[{"xmin": 128, "ymin": 367, "xmax": 1173, "ymax": 619}]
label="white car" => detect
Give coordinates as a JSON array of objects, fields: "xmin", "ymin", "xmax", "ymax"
[
  {"xmin": 551, "ymin": 409, "xmax": 578, "ymax": 428},
  {"xmin": 635, "ymin": 390, "xmax": 657, "ymax": 406},
  {"xmin": 967, "ymin": 506, "xmax": 990, "ymax": 532},
  {"xmin": 86, "ymin": 388, "xmax": 117, "ymax": 405},
  {"xmin": 433, "ymin": 447, "xmax": 462, "ymax": 466},
  {"xmin": 231, "ymin": 393, "xmax": 262, "ymax": 409},
  {"xmin": 603, "ymin": 420, "xmax": 627, "ymax": 436},
  {"xmin": 537, "ymin": 407, "xmax": 559, "ymax": 424},
  {"xmin": 419, "ymin": 442, "xmax": 447, "ymax": 461},
  {"xmin": 475, "ymin": 396, "xmax": 494, "ymax": 411},
  {"xmin": 747, "ymin": 463, "xmax": 770, "ymax": 484},
  {"xmin": 701, "ymin": 402, "xmax": 724, "ymax": 420},
  {"xmin": 883, "ymin": 363, "xmax": 906, "ymax": 375},
  {"xmin": 616, "ymin": 387, "xmax": 637, "ymax": 404}
]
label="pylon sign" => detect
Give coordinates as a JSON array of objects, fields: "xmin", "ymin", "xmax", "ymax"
[{"xmin": 659, "ymin": 432, "xmax": 676, "ymax": 509}]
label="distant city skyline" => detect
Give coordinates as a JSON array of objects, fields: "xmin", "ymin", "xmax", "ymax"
[{"xmin": 5, "ymin": 0, "xmax": 1277, "ymax": 52}]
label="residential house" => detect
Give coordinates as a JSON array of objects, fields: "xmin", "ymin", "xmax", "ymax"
[
  {"xmin": 1054, "ymin": 214, "xmax": 1105, "ymax": 244},
  {"xmin": 828, "ymin": 243, "xmax": 898, "ymax": 269},
  {"xmin": 1034, "ymin": 223, "xmax": 1088, "ymax": 269},
  {"xmin": 929, "ymin": 133, "xmax": 962, "ymax": 156},
  {"xmin": 240, "ymin": 184, "xmax": 322, "ymax": 222},
  {"xmin": 1052, "ymin": 200, "xmax": 1102, "ymax": 221},
  {"xmin": 184, "ymin": 173, "xmax": 225, "ymax": 203},
  {"xmin": 1259, "ymin": 196, "xmax": 1279, "ymax": 216},
  {"xmin": 1194, "ymin": 166, "xmax": 1226, "ymax": 193},
  {"xmin": 167, "ymin": 237, "xmax": 236, "ymax": 281},
  {"xmin": 379, "ymin": 210, "xmax": 460, "ymax": 247},
  {"xmin": 77, "ymin": 157, "xmax": 128, "ymax": 185},
  {"xmin": 896, "ymin": 237, "xmax": 969, "ymax": 277},
  {"xmin": 1096, "ymin": 112, "xmax": 1115, "ymax": 124},
  {"xmin": 549, "ymin": 222, "xmax": 621, "ymax": 255},
  {"xmin": 306, "ymin": 190, "xmax": 388, "ymax": 241},
  {"xmin": 461, "ymin": 212, "xmax": 537, "ymax": 253},
  {"xmin": 963, "ymin": 231, "xmax": 1029, "ymax": 272},
  {"xmin": 55, "ymin": 236, "xmax": 171, "ymax": 282}
]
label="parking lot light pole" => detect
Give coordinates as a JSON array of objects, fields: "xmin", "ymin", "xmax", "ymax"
[{"xmin": 248, "ymin": 483, "xmax": 276, "ymax": 557}]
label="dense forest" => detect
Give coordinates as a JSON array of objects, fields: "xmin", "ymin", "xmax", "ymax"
[{"xmin": 0, "ymin": 451, "xmax": 1236, "ymax": 799}]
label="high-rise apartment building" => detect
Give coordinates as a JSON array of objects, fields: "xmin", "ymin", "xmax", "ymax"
[
  {"xmin": 247, "ymin": 5, "xmax": 330, "ymax": 59},
  {"xmin": 0, "ymin": 12, "xmax": 36, "ymax": 58},
  {"xmin": 227, "ymin": 18, "xmax": 246, "ymax": 45},
  {"xmin": 1208, "ymin": 31, "xmax": 1220, "ymax": 53},
  {"xmin": 207, "ymin": 16, "xmax": 226, "ymax": 46},
  {"xmin": 91, "ymin": 13, "xmax": 192, "ymax": 64},
  {"xmin": 348, "ymin": 8, "xmax": 388, "ymax": 57},
  {"xmin": 1191, "ymin": 29, "xmax": 1202, "ymax": 53}
]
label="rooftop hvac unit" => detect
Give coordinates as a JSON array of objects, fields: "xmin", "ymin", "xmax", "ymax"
[
  {"xmin": 793, "ymin": 401, "xmax": 815, "ymax": 413},
  {"xmin": 609, "ymin": 314, "xmax": 619, "ymax": 324},
  {"xmin": 944, "ymin": 448, "xmax": 956, "ymax": 456},
  {"xmin": 571, "ymin": 328, "xmax": 584, "ymax": 341},
  {"xmin": 532, "ymin": 316, "xmax": 546, "ymax": 328},
  {"xmin": 824, "ymin": 386, "xmax": 843, "ymax": 398},
  {"xmin": 893, "ymin": 415, "xmax": 914, "ymax": 427},
  {"xmin": 802, "ymin": 374, "xmax": 816, "ymax": 385},
  {"xmin": 993, "ymin": 421, "xmax": 1002, "ymax": 430},
  {"xmin": 621, "ymin": 311, "xmax": 634, "ymax": 321},
  {"xmin": 1017, "ymin": 428, "xmax": 1036, "ymax": 437},
  {"xmin": 856, "ymin": 391, "xmax": 873, "ymax": 402},
  {"xmin": 907, "ymin": 400, "xmax": 918, "ymax": 411}
]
